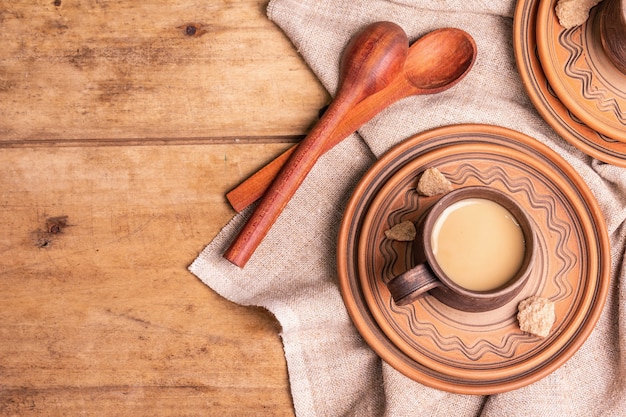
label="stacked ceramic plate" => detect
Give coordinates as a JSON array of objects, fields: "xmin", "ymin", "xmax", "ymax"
[
  {"xmin": 514, "ymin": 0, "xmax": 626, "ymax": 165},
  {"xmin": 337, "ymin": 124, "xmax": 611, "ymax": 395}
]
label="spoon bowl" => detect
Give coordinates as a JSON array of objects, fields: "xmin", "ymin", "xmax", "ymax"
[{"xmin": 404, "ymin": 28, "xmax": 477, "ymax": 92}]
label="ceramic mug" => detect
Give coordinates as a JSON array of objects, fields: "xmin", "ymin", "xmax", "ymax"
[
  {"xmin": 386, "ymin": 186, "xmax": 536, "ymax": 312},
  {"xmin": 599, "ymin": 0, "xmax": 626, "ymax": 75}
]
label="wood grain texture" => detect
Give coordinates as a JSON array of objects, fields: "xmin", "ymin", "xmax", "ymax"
[
  {"xmin": 0, "ymin": 143, "xmax": 296, "ymax": 416},
  {"xmin": 0, "ymin": 0, "xmax": 328, "ymax": 144},
  {"xmin": 0, "ymin": 0, "xmax": 318, "ymax": 413}
]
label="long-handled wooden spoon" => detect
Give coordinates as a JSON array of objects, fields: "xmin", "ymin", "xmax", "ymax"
[
  {"xmin": 226, "ymin": 28, "xmax": 477, "ymax": 213},
  {"xmin": 223, "ymin": 21, "xmax": 409, "ymax": 267}
]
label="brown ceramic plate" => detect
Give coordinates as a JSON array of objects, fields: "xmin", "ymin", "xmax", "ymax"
[
  {"xmin": 337, "ymin": 124, "xmax": 610, "ymax": 394},
  {"xmin": 536, "ymin": 0, "xmax": 626, "ymax": 141},
  {"xmin": 514, "ymin": 0, "xmax": 626, "ymax": 166}
]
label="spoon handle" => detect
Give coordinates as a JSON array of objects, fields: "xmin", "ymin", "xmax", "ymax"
[
  {"xmin": 223, "ymin": 22, "xmax": 409, "ymax": 267},
  {"xmin": 222, "ymin": 94, "xmax": 364, "ymax": 267},
  {"xmin": 225, "ymin": 81, "xmax": 410, "ymax": 213},
  {"xmin": 226, "ymin": 145, "xmax": 296, "ymax": 213}
]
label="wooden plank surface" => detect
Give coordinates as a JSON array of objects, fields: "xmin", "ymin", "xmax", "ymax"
[
  {"xmin": 0, "ymin": 0, "xmax": 332, "ymax": 415},
  {"xmin": 0, "ymin": 143, "xmax": 297, "ymax": 416},
  {"xmin": 0, "ymin": 0, "xmax": 328, "ymax": 144}
]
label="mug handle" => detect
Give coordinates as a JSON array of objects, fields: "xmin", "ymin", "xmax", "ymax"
[{"xmin": 386, "ymin": 263, "xmax": 442, "ymax": 306}]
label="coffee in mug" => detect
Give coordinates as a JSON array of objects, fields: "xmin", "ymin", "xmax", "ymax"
[
  {"xmin": 386, "ymin": 186, "xmax": 535, "ymax": 312},
  {"xmin": 431, "ymin": 197, "xmax": 526, "ymax": 292}
]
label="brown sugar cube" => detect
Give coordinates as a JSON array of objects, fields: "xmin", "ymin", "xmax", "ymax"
[
  {"xmin": 384, "ymin": 220, "xmax": 416, "ymax": 242},
  {"xmin": 416, "ymin": 167, "xmax": 453, "ymax": 197},
  {"xmin": 517, "ymin": 296, "xmax": 556, "ymax": 338},
  {"xmin": 555, "ymin": 0, "xmax": 602, "ymax": 28}
]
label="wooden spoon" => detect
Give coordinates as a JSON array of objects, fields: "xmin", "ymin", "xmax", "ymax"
[
  {"xmin": 226, "ymin": 28, "xmax": 477, "ymax": 213},
  {"xmin": 223, "ymin": 21, "xmax": 409, "ymax": 267}
]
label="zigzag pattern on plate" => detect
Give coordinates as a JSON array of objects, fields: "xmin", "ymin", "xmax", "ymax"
[
  {"xmin": 389, "ymin": 296, "xmax": 531, "ymax": 363},
  {"xmin": 380, "ymin": 162, "xmax": 577, "ymax": 363},
  {"xmin": 379, "ymin": 187, "xmax": 421, "ymax": 284},
  {"xmin": 558, "ymin": 29, "xmax": 626, "ymax": 122},
  {"xmin": 545, "ymin": 72, "xmax": 620, "ymax": 143},
  {"xmin": 386, "ymin": 187, "xmax": 420, "ymax": 227}
]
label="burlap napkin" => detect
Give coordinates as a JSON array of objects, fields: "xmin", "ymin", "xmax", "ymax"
[{"xmin": 189, "ymin": 0, "xmax": 626, "ymax": 415}]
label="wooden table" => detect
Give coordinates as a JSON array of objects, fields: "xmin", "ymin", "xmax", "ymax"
[{"xmin": 0, "ymin": 1, "xmax": 329, "ymax": 415}]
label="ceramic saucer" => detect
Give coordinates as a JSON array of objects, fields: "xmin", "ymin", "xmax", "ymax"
[
  {"xmin": 536, "ymin": 0, "xmax": 626, "ymax": 141},
  {"xmin": 337, "ymin": 124, "xmax": 610, "ymax": 394},
  {"xmin": 514, "ymin": 0, "xmax": 626, "ymax": 166}
]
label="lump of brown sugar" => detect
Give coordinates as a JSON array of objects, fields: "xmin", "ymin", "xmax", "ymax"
[
  {"xmin": 417, "ymin": 167, "xmax": 453, "ymax": 197},
  {"xmin": 555, "ymin": 0, "xmax": 602, "ymax": 29},
  {"xmin": 517, "ymin": 296, "xmax": 555, "ymax": 338},
  {"xmin": 384, "ymin": 220, "xmax": 416, "ymax": 242}
]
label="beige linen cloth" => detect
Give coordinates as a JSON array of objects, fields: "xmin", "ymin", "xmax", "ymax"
[{"xmin": 190, "ymin": 0, "xmax": 626, "ymax": 415}]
